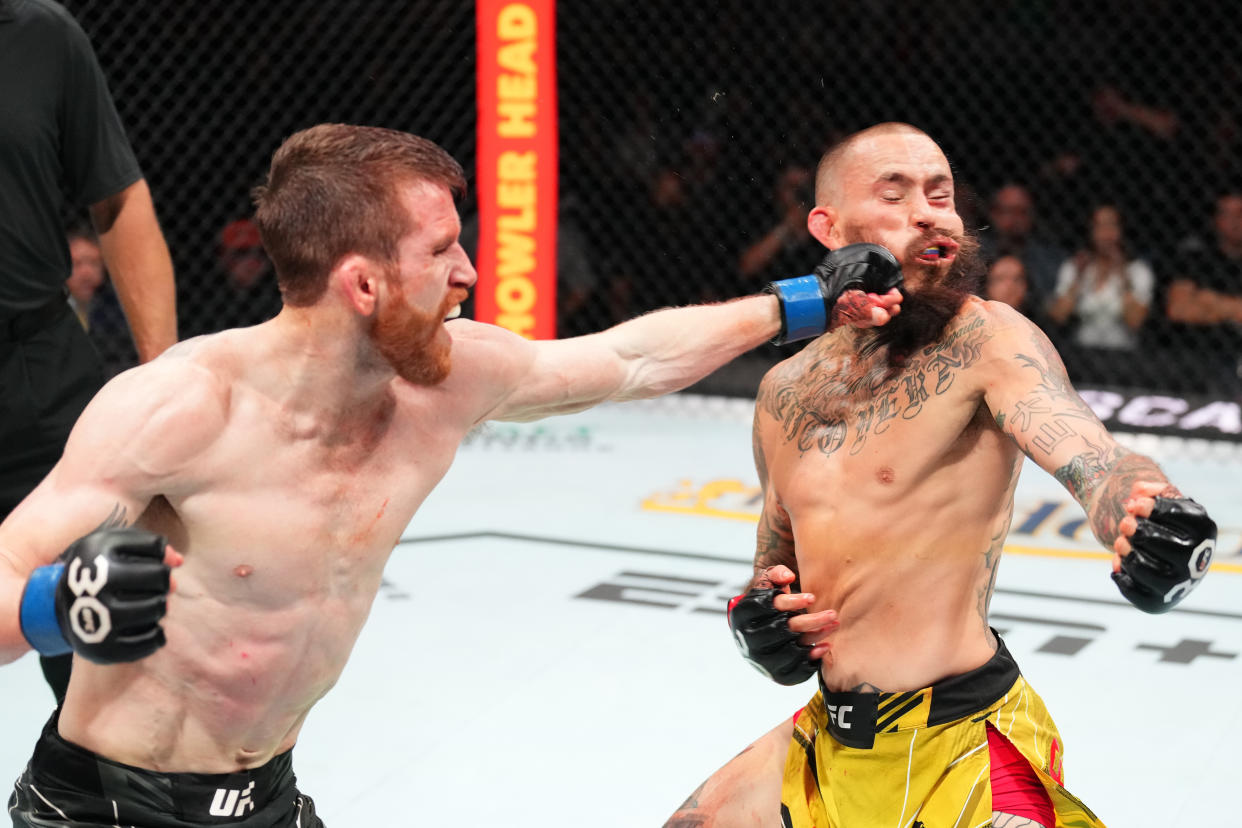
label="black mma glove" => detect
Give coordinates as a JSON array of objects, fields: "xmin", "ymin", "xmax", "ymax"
[
  {"xmin": 727, "ymin": 587, "xmax": 819, "ymax": 686},
  {"xmin": 764, "ymin": 243, "xmax": 903, "ymax": 345},
  {"xmin": 1112, "ymin": 496, "xmax": 1216, "ymax": 614},
  {"xmin": 19, "ymin": 527, "xmax": 173, "ymax": 663}
]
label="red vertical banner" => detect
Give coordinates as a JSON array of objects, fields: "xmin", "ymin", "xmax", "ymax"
[{"xmin": 475, "ymin": 0, "xmax": 558, "ymax": 339}]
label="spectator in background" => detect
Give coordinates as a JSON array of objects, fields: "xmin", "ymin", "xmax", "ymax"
[
  {"xmin": 1046, "ymin": 204, "xmax": 1153, "ymax": 367},
  {"xmin": 738, "ymin": 164, "xmax": 823, "ymax": 288},
  {"xmin": 1040, "ymin": 82, "xmax": 1187, "ymax": 251},
  {"xmin": 64, "ymin": 224, "xmax": 132, "ymax": 372},
  {"xmin": 1, "ymin": 0, "xmax": 177, "ymax": 704},
  {"xmin": 977, "ymin": 183, "xmax": 1065, "ymax": 324},
  {"xmin": 1164, "ymin": 190, "xmax": 1242, "ymax": 397},
  {"xmin": 983, "ymin": 254, "xmax": 1030, "ymax": 313},
  {"xmin": 194, "ymin": 216, "xmax": 283, "ymax": 333},
  {"xmin": 65, "ymin": 225, "xmax": 105, "ymax": 330}
]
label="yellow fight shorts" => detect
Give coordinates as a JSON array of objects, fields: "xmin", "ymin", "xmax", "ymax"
[{"xmin": 780, "ymin": 635, "xmax": 1106, "ymax": 828}]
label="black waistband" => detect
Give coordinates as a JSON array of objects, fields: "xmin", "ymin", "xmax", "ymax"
[
  {"xmin": 0, "ymin": 292, "xmax": 69, "ymax": 342},
  {"xmin": 818, "ymin": 631, "xmax": 1020, "ymax": 749},
  {"xmin": 30, "ymin": 711, "xmax": 298, "ymax": 824}
]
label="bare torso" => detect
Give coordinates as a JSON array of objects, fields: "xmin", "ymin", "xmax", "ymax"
[
  {"xmin": 58, "ymin": 324, "xmax": 493, "ymax": 772},
  {"xmin": 756, "ymin": 298, "xmax": 1022, "ymax": 692}
]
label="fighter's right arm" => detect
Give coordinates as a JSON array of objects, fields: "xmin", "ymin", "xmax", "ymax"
[
  {"xmin": 981, "ymin": 302, "xmax": 1217, "ymax": 612},
  {"xmin": 726, "ymin": 400, "xmax": 834, "ymax": 684},
  {"xmin": 0, "ymin": 357, "xmax": 225, "ymax": 664},
  {"xmin": 749, "ymin": 408, "xmax": 797, "ymax": 591}
]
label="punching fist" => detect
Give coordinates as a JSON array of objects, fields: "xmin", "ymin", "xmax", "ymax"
[
  {"xmin": 19, "ymin": 528, "xmax": 175, "ymax": 663},
  {"xmin": 765, "ymin": 243, "xmax": 903, "ymax": 345},
  {"xmin": 1113, "ymin": 495, "xmax": 1216, "ymax": 614}
]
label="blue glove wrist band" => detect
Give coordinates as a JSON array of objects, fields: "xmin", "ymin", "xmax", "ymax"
[
  {"xmin": 20, "ymin": 563, "xmax": 71, "ymax": 657},
  {"xmin": 768, "ymin": 275, "xmax": 827, "ymax": 344}
]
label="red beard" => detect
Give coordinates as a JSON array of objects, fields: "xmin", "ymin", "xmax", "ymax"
[{"xmin": 369, "ymin": 278, "xmax": 454, "ymax": 386}]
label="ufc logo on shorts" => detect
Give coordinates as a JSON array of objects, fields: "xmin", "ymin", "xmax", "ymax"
[
  {"xmin": 209, "ymin": 781, "xmax": 255, "ymax": 817},
  {"xmin": 826, "ymin": 703, "xmax": 853, "ymax": 730},
  {"xmin": 66, "ymin": 556, "xmax": 111, "ymax": 644}
]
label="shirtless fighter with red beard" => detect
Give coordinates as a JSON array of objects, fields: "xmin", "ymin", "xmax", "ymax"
[
  {"xmin": 1, "ymin": 124, "xmax": 915, "ymax": 827},
  {"xmin": 665, "ymin": 123, "xmax": 1216, "ymax": 828}
]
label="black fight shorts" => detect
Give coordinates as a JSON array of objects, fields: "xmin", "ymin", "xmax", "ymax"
[{"xmin": 8, "ymin": 714, "xmax": 325, "ymax": 827}]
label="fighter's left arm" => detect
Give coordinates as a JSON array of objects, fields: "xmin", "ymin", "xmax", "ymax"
[{"xmin": 980, "ymin": 303, "xmax": 1216, "ymax": 612}]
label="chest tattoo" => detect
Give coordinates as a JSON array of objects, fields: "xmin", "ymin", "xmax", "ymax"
[{"xmin": 759, "ymin": 318, "xmax": 991, "ymax": 458}]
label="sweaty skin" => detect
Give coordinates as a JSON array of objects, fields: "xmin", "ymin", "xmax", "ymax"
[{"xmin": 0, "ymin": 180, "xmax": 784, "ymax": 774}]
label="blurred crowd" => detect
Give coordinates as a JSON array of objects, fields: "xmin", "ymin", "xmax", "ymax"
[
  {"xmin": 71, "ymin": 137, "xmax": 1242, "ymax": 400},
  {"xmin": 60, "ymin": 0, "xmax": 1242, "ymax": 401}
]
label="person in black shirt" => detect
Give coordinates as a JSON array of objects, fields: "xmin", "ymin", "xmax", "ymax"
[
  {"xmin": 0, "ymin": 0, "xmax": 177, "ymax": 703},
  {"xmin": 1165, "ymin": 191, "xmax": 1242, "ymax": 397}
]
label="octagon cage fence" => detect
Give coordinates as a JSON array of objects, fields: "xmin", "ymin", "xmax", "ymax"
[{"xmin": 63, "ymin": 0, "xmax": 1242, "ymax": 452}]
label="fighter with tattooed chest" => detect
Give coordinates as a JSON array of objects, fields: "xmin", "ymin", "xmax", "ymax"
[{"xmin": 665, "ymin": 123, "xmax": 1216, "ymax": 828}]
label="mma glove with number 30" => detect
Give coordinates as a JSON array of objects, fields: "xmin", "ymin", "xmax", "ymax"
[
  {"xmin": 19, "ymin": 527, "xmax": 173, "ymax": 663},
  {"xmin": 765, "ymin": 243, "xmax": 903, "ymax": 345},
  {"xmin": 1113, "ymin": 496, "xmax": 1216, "ymax": 614},
  {"xmin": 727, "ymin": 587, "xmax": 819, "ymax": 686}
]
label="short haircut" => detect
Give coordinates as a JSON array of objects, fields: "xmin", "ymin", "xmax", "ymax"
[
  {"xmin": 253, "ymin": 124, "xmax": 466, "ymax": 307},
  {"xmin": 814, "ymin": 122, "xmax": 928, "ymax": 205}
]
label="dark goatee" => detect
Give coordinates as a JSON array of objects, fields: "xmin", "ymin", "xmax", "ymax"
[{"xmin": 848, "ymin": 228, "xmax": 983, "ymax": 373}]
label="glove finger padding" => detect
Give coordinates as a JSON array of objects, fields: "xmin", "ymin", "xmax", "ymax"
[
  {"xmin": 54, "ymin": 527, "xmax": 173, "ymax": 663},
  {"xmin": 103, "ymin": 527, "xmax": 169, "ymax": 562},
  {"xmin": 816, "ymin": 243, "xmax": 903, "ymax": 299},
  {"xmin": 1149, "ymin": 496, "xmax": 1216, "ymax": 539},
  {"xmin": 102, "ymin": 627, "xmax": 166, "ymax": 663},
  {"xmin": 728, "ymin": 588, "xmax": 819, "ymax": 686},
  {"xmin": 1114, "ymin": 496, "xmax": 1216, "ymax": 614},
  {"xmin": 736, "ymin": 612, "xmax": 800, "ymax": 654},
  {"xmin": 105, "ymin": 557, "xmax": 172, "ymax": 600}
]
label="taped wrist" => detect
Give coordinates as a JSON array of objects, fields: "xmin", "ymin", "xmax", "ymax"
[
  {"xmin": 19, "ymin": 564, "xmax": 71, "ymax": 656},
  {"xmin": 765, "ymin": 275, "xmax": 827, "ymax": 345}
]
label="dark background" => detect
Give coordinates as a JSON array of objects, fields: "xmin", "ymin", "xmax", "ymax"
[{"xmin": 64, "ymin": 0, "xmax": 1242, "ymax": 404}]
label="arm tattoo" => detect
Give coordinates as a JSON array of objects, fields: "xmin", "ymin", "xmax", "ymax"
[
  {"xmin": 92, "ymin": 503, "xmax": 131, "ymax": 532},
  {"xmin": 979, "ymin": 456, "xmax": 1020, "ymax": 623},
  {"xmin": 998, "ymin": 327, "xmax": 1105, "ymax": 459},
  {"xmin": 662, "ymin": 746, "xmax": 754, "ymax": 828},
  {"xmin": 1051, "ymin": 437, "xmax": 1127, "ymax": 503},
  {"xmin": 751, "ymin": 419, "xmax": 768, "ymax": 490},
  {"xmin": 751, "ymin": 399, "xmax": 795, "ymax": 587},
  {"xmin": 1083, "ymin": 453, "xmax": 1176, "ymax": 546},
  {"xmin": 753, "ymin": 503, "xmax": 797, "ymax": 588},
  {"xmin": 978, "ymin": 514, "xmax": 1009, "ymax": 624},
  {"xmin": 673, "ymin": 780, "xmax": 707, "ymax": 813},
  {"xmin": 1006, "ymin": 351, "xmax": 1102, "ymax": 450}
]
